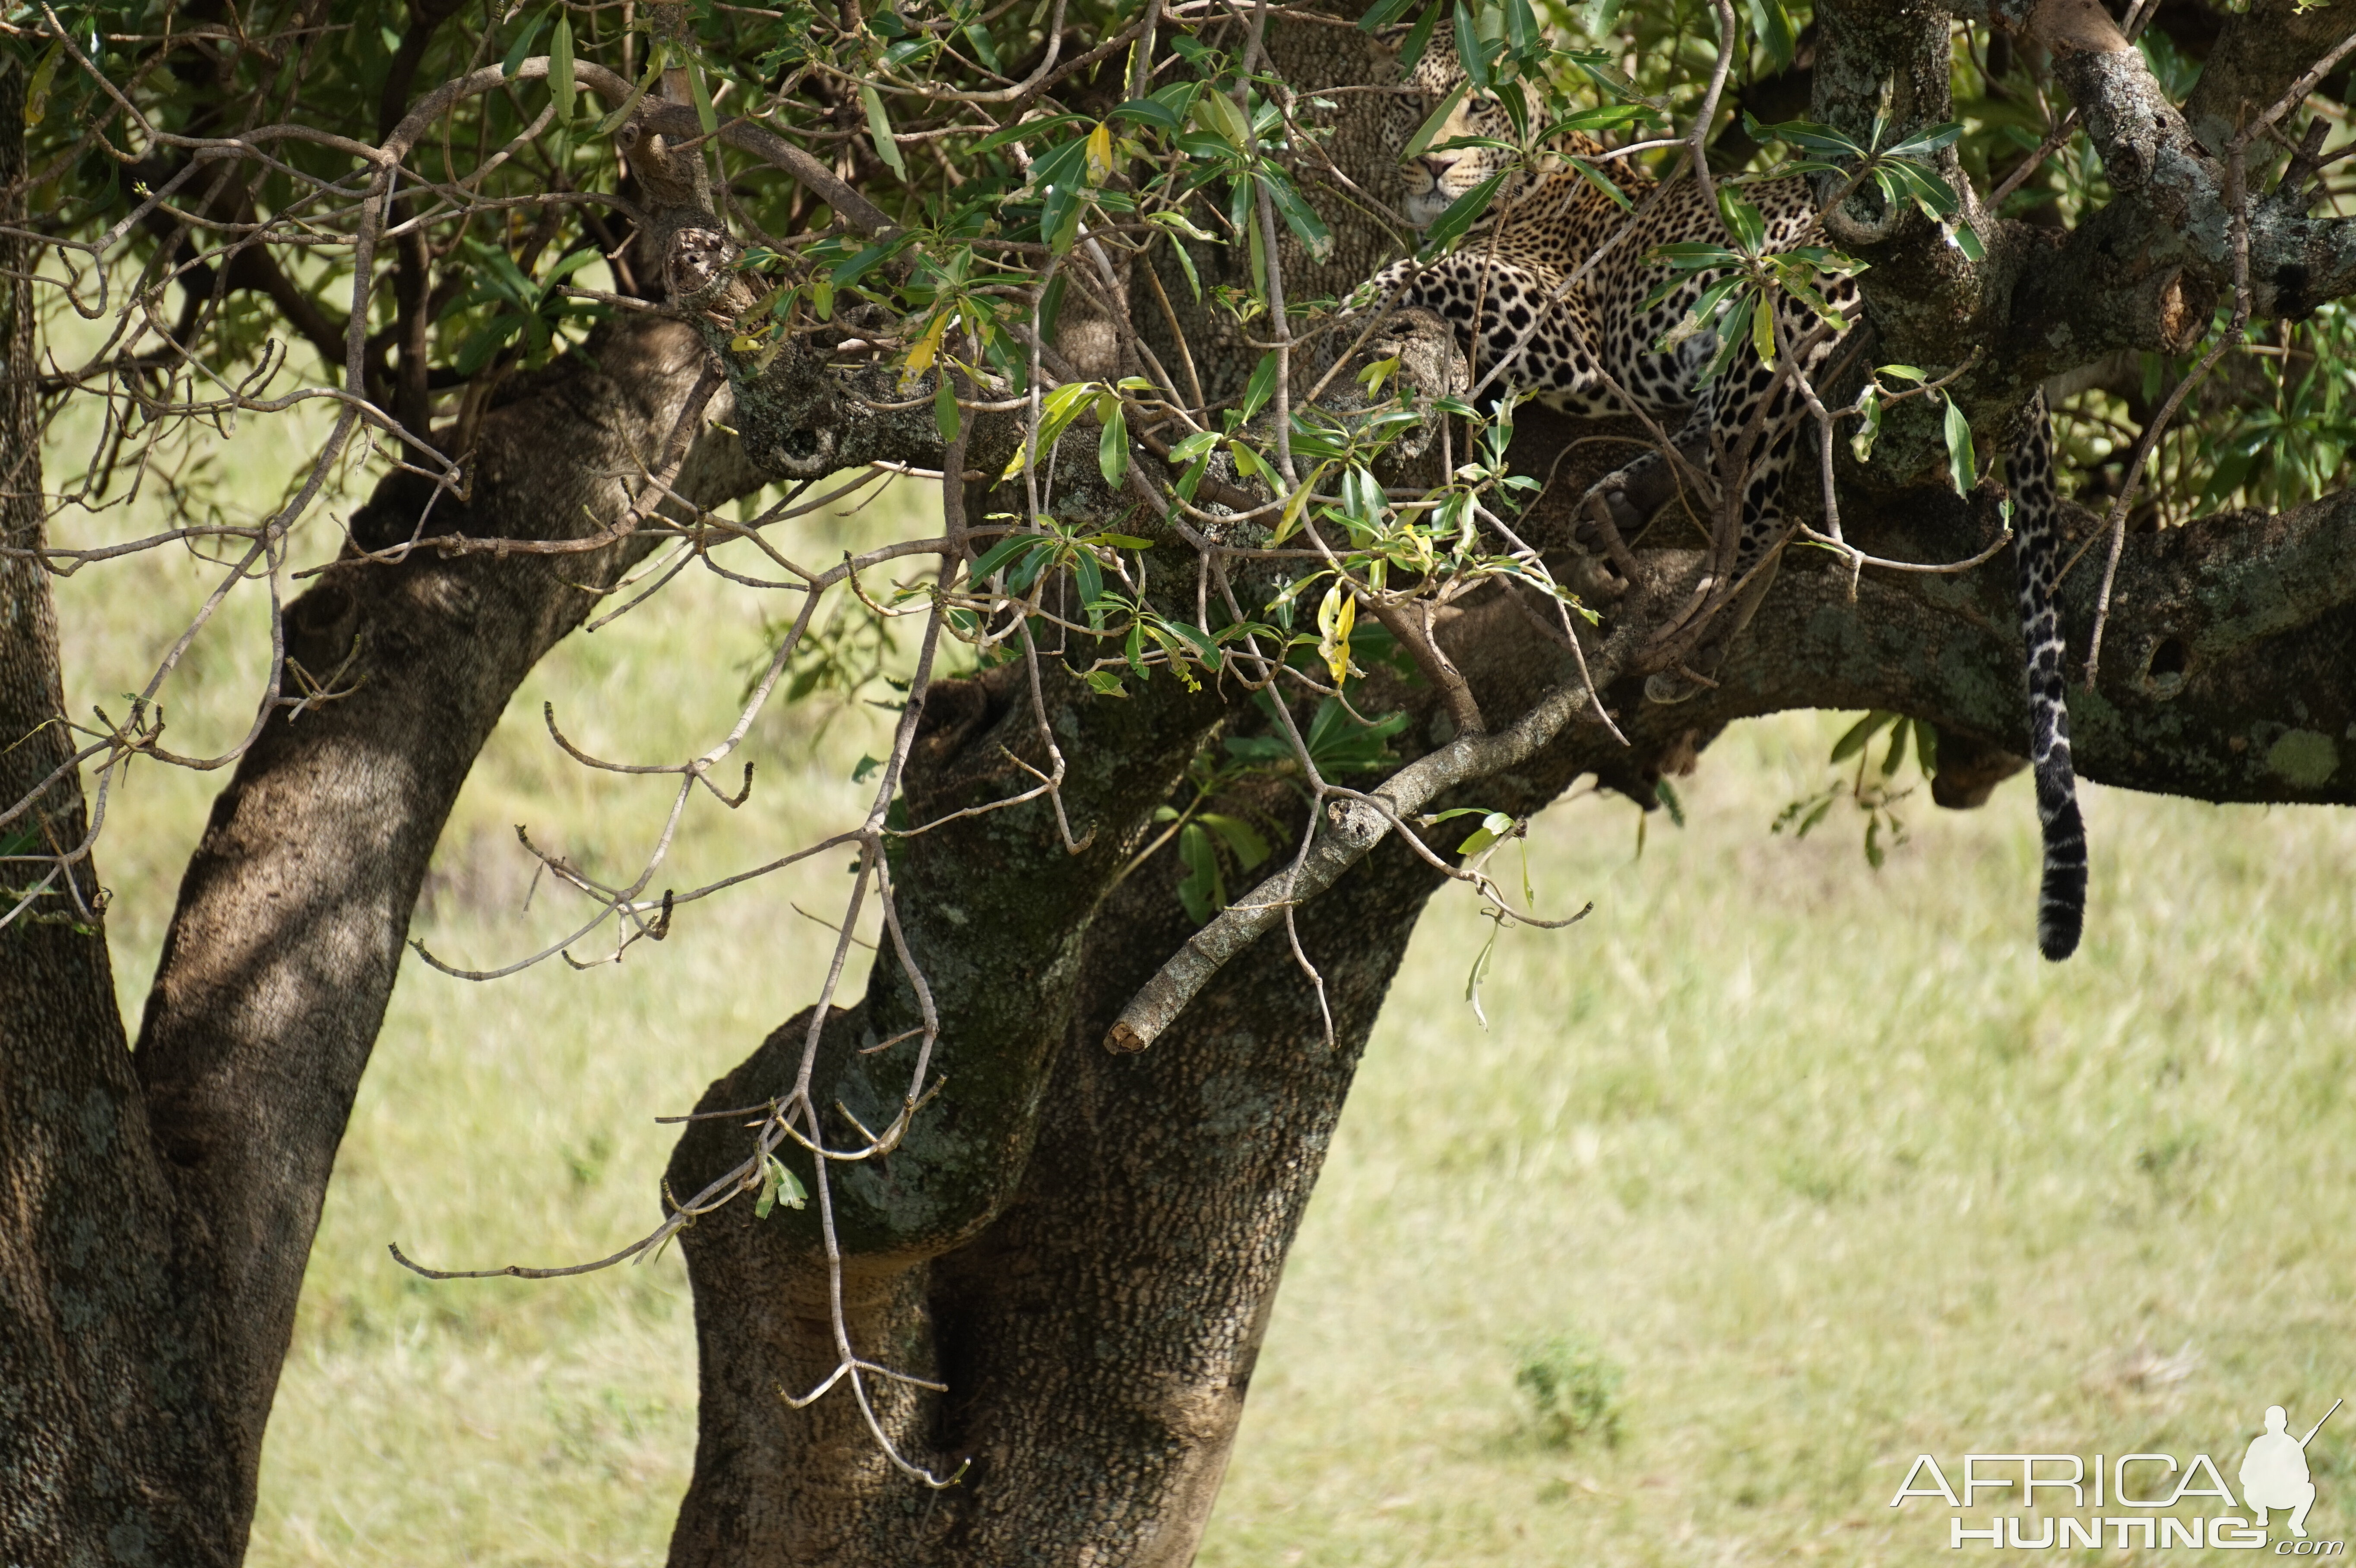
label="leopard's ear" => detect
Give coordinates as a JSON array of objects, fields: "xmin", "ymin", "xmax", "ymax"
[
  {"xmin": 1362, "ymin": 10, "xmax": 1447, "ymax": 57},
  {"xmin": 1362, "ymin": 18, "xmax": 1414, "ymax": 71}
]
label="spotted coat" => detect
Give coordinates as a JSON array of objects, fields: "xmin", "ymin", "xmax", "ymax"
[{"xmin": 1349, "ymin": 44, "xmax": 2085, "ymax": 958}]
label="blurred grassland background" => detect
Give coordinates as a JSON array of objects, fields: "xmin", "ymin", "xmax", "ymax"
[{"xmin": 46, "ymin": 398, "xmax": 2356, "ymax": 1564}]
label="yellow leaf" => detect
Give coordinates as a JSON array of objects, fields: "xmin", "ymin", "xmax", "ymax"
[
  {"xmin": 1086, "ymin": 122, "xmax": 1115, "ymax": 186},
  {"xmin": 902, "ymin": 311, "xmax": 950, "ymax": 389},
  {"xmin": 730, "ymin": 334, "xmax": 762, "ymax": 354},
  {"xmin": 1317, "ymin": 582, "xmax": 1356, "ymax": 686}
]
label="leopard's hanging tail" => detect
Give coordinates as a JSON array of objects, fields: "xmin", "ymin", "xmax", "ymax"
[{"xmin": 2008, "ymin": 392, "xmax": 2086, "ymax": 961}]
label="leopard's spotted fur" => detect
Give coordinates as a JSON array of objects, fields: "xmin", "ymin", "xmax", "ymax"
[{"xmin": 1352, "ymin": 42, "xmax": 2085, "ymax": 958}]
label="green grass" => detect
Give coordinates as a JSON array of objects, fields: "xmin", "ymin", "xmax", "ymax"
[{"xmin": 50, "ymin": 430, "xmax": 2356, "ymax": 1562}]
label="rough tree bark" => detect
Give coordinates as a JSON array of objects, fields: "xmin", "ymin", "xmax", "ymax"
[
  {"xmin": 14, "ymin": 3, "xmax": 2356, "ymax": 1565},
  {"xmin": 653, "ymin": 5, "xmax": 2356, "ymax": 1562},
  {"xmin": 1, "ymin": 296, "xmax": 762, "ymax": 1555}
]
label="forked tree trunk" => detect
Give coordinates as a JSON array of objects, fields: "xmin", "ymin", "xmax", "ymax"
[
  {"xmin": 18, "ymin": 5, "xmax": 2356, "ymax": 1563},
  {"xmin": 0, "ymin": 137, "xmax": 758, "ymax": 1556}
]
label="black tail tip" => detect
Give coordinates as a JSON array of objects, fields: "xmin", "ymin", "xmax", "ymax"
[{"xmin": 2038, "ymin": 898, "xmax": 2083, "ymax": 961}]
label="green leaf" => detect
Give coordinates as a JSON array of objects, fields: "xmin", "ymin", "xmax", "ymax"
[
  {"xmin": 1649, "ymin": 274, "xmax": 1744, "ymax": 352},
  {"xmin": 1397, "ymin": 0, "xmax": 1444, "ymax": 69},
  {"xmin": 1240, "ymin": 352, "xmax": 1280, "ymax": 423},
  {"xmin": 1849, "ymin": 388, "xmax": 1883, "ymax": 464},
  {"xmin": 1503, "ymin": 0, "xmax": 1542, "ymax": 58},
  {"xmin": 1700, "ymin": 294, "xmax": 1755, "ymax": 385},
  {"xmin": 689, "ymin": 57, "xmax": 719, "ymax": 138},
  {"xmin": 1111, "ymin": 96, "xmax": 1184, "ymax": 133},
  {"xmin": 503, "ymin": 7, "xmax": 549, "ymax": 80},
  {"xmin": 1881, "ymin": 718, "xmax": 1910, "ymax": 776},
  {"xmin": 2200, "ymin": 442, "xmax": 2259, "ymax": 509},
  {"xmin": 1359, "ymin": 0, "xmax": 1422, "ymax": 29},
  {"xmin": 1034, "ymin": 378, "xmax": 1100, "ymax": 451},
  {"xmin": 754, "ymin": 1154, "xmax": 806, "ymax": 1218},
  {"xmin": 1457, "ymin": 810, "xmax": 1514, "ymax": 857},
  {"xmin": 543, "ymin": 247, "xmax": 601, "ymax": 285},
  {"xmin": 773, "ymin": 1157, "xmax": 808, "ymax": 1211},
  {"xmin": 1193, "ymin": 91, "xmax": 1254, "ymax": 151},
  {"xmin": 550, "ymin": 14, "xmax": 576, "ymax": 124},
  {"xmin": 1942, "ymin": 395, "xmax": 1976, "ymax": 496},
  {"xmin": 1099, "ymin": 402, "xmax": 1130, "ymax": 484},
  {"xmin": 1419, "ymin": 170, "xmax": 1510, "ymax": 251},
  {"xmin": 1744, "ymin": 0, "xmax": 1795, "ymax": 72},
  {"xmin": 974, "ymin": 113, "xmax": 1090, "ymax": 153},
  {"xmin": 1944, "ymin": 219, "xmax": 1986, "ymax": 263},
  {"xmin": 1299, "ymin": 696, "xmax": 1409, "ymax": 773},
  {"xmin": 964, "ymin": 22, "xmax": 1005, "ymax": 73},
  {"xmin": 1717, "ymin": 190, "xmax": 1767, "ymax": 255},
  {"xmin": 1746, "ymin": 116, "xmax": 1867, "ymax": 160},
  {"xmin": 1169, "ymin": 619, "xmax": 1224, "ymax": 671},
  {"xmin": 1453, "ymin": 1, "xmax": 1489, "ymax": 88},
  {"xmin": 968, "ymin": 531, "xmax": 1042, "ymax": 581},
  {"xmin": 1655, "ymin": 778, "xmax": 1685, "ymax": 828},
  {"xmin": 1877, "ymin": 159, "xmax": 1959, "ymax": 220},
  {"xmin": 861, "ymin": 82, "xmax": 908, "ymax": 178},
  {"xmin": 1198, "ymin": 812, "xmax": 1272, "ymax": 870},
  {"xmin": 1085, "ymin": 669, "xmax": 1130, "ymax": 697},
  {"xmin": 1166, "ymin": 234, "xmax": 1202, "ymax": 301},
  {"xmin": 1400, "ymin": 79, "xmax": 1471, "ymax": 165},
  {"xmin": 1829, "ymin": 710, "xmax": 1897, "ymax": 763},
  {"xmin": 594, "ymin": 40, "xmax": 667, "ymax": 135},
  {"xmin": 1176, "ymin": 822, "xmax": 1224, "ymax": 923},
  {"xmin": 1262, "ymin": 174, "xmax": 1333, "ymax": 263},
  {"xmin": 1073, "ymin": 547, "xmax": 1106, "ymax": 616},
  {"xmin": 22, "ymin": 38, "xmax": 62, "ymax": 126},
  {"xmin": 1882, "ymin": 121, "xmax": 1965, "ymax": 161},
  {"xmin": 1465, "ymin": 918, "xmax": 1500, "ymax": 1026},
  {"xmin": 935, "ymin": 377, "xmax": 961, "ymax": 443},
  {"xmin": 1751, "ymin": 287, "xmax": 1776, "ymax": 369},
  {"xmin": 1915, "ymin": 721, "xmax": 1939, "ymax": 778}
]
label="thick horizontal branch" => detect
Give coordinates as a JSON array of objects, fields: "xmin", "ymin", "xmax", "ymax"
[{"xmin": 1646, "ymin": 478, "xmax": 2356, "ymax": 807}]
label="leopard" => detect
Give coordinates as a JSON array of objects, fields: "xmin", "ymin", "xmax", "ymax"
[{"xmin": 1346, "ymin": 37, "xmax": 2087, "ymax": 961}]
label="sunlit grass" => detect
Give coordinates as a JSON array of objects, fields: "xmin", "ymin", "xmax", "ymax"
[
  {"xmin": 52, "ymin": 430, "xmax": 2356, "ymax": 1562},
  {"xmin": 1203, "ymin": 732, "xmax": 2356, "ymax": 1565}
]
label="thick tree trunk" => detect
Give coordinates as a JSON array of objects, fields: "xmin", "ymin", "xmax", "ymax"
[
  {"xmin": 3, "ymin": 305, "xmax": 755, "ymax": 1563},
  {"xmin": 0, "ymin": 57, "xmax": 236, "ymax": 1564},
  {"xmin": 20, "ymin": 5, "xmax": 2356, "ymax": 1562}
]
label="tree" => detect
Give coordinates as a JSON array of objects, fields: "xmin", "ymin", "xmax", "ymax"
[{"xmin": 6, "ymin": 0, "xmax": 2356, "ymax": 1561}]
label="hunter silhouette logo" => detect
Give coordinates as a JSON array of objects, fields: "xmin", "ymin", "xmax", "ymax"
[
  {"xmin": 1888, "ymin": 1397, "xmax": 2347, "ymax": 1550},
  {"xmin": 2244, "ymin": 1400, "xmax": 2340, "ymax": 1540}
]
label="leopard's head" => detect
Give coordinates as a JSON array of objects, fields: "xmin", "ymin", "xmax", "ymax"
[{"xmin": 1384, "ymin": 36, "xmax": 1625, "ymax": 230}]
